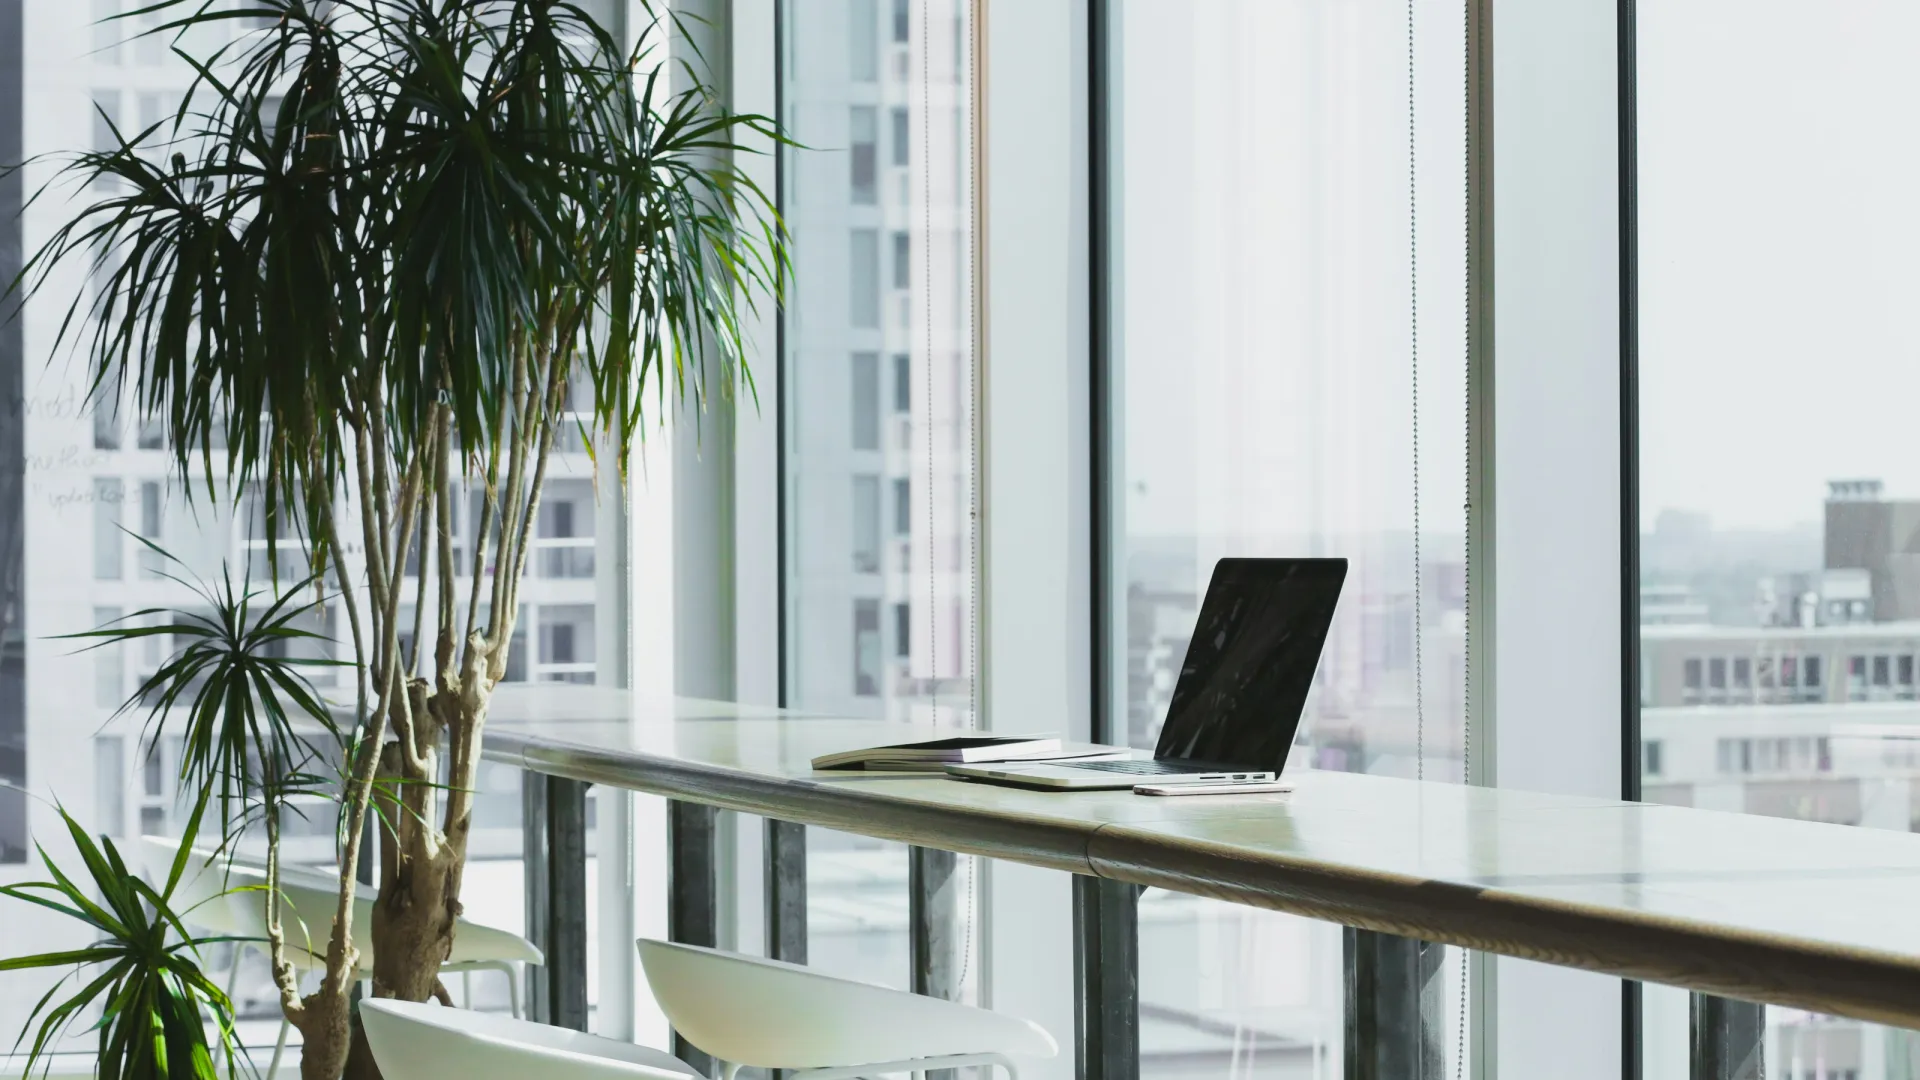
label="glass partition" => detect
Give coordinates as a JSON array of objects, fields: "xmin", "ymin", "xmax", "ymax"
[
  {"xmin": 1107, "ymin": 0, "xmax": 1469, "ymax": 1075},
  {"xmin": 1636, "ymin": 2, "xmax": 1920, "ymax": 1076},
  {"xmin": 779, "ymin": 0, "xmax": 978, "ymax": 996}
]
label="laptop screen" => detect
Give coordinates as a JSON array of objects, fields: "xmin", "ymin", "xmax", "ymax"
[{"xmin": 1153, "ymin": 558, "xmax": 1348, "ymax": 771}]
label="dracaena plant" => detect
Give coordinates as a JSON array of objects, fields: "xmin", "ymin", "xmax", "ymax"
[
  {"xmin": 0, "ymin": 800, "xmax": 241, "ymax": 1080},
  {"xmin": 9, "ymin": 1, "xmax": 785, "ymax": 1077}
]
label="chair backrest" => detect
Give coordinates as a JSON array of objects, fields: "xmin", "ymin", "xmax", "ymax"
[
  {"xmin": 636, "ymin": 939, "xmax": 1058, "ymax": 1070},
  {"xmin": 361, "ymin": 999, "xmax": 699, "ymax": 1080}
]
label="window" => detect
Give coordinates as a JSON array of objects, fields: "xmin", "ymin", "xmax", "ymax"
[
  {"xmin": 93, "ymin": 398, "xmax": 119, "ymax": 449},
  {"xmin": 1732, "ymin": 656, "xmax": 1750, "ymax": 690},
  {"xmin": 1639, "ymin": 12, "xmax": 1920, "ymax": 1069},
  {"xmin": 891, "ymin": 0, "xmax": 909, "ymax": 44},
  {"xmin": 891, "ymin": 230, "xmax": 910, "ymax": 290},
  {"xmin": 138, "ymin": 480, "xmax": 163, "ymax": 577},
  {"xmin": 853, "ymin": 600, "xmax": 880, "ymax": 696},
  {"xmin": 1709, "ymin": 657, "xmax": 1727, "ymax": 690},
  {"xmin": 852, "ymin": 476, "xmax": 880, "ymax": 573},
  {"xmin": 1643, "ymin": 740, "xmax": 1663, "ymax": 778},
  {"xmin": 94, "ymin": 605, "xmax": 122, "ymax": 707},
  {"xmin": 93, "ymin": 478, "xmax": 123, "ymax": 579},
  {"xmin": 892, "ymin": 477, "xmax": 910, "ymax": 536},
  {"xmin": 94, "ymin": 737, "xmax": 123, "ymax": 836},
  {"xmin": 1684, "ymin": 657, "xmax": 1703, "ymax": 689},
  {"xmin": 851, "ymin": 352, "xmax": 880, "ymax": 450},
  {"xmin": 783, "ymin": 0, "xmax": 976, "ymax": 995},
  {"xmin": 849, "ymin": 0, "xmax": 877, "ymax": 82},
  {"xmin": 850, "ymin": 229, "xmax": 880, "ymax": 327},
  {"xmin": 136, "ymin": 414, "xmax": 163, "ymax": 449},
  {"xmin": 142, "ymin": 739, "xmax": 163, "ymax": 797},
  {"xmin": 1111, "ymin": 1, "xmax": 1466, "ymax": 1072},
  {"xmin": 890, "ymin": 106, "xmax": 909, "ymax": 167},
  {"xmin": 850, "ymin": 107, "xmax": 878, "ymax": 205}
]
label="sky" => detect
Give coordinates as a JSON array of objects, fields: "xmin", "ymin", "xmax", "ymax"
[{"xmin": 1637, "ymin": 0, "xmax": 1920, "ymax": 531}]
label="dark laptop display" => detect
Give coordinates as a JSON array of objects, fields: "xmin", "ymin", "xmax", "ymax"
[{"xmin": 1152, "ymin": 557, "xmax": 1348, "ymax": 772}]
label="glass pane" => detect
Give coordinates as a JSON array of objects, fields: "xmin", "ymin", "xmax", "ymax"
[
  {"xmin": 781, "ymin": 0, "xmax": 976, "ymax": 990},
  {"xmin": 1637, "ymin": 2, "xmax": 1920, "ymax": 1076},
  {"xmin": 1112, "ymin": 0, "xmax": 1468, "ymax": 1075}
]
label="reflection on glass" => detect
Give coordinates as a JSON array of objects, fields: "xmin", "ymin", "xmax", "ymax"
[
  {"xmin": 1638, "ymin": 2, "xmax": 1920, "ymax": 1076},
  {"xmin": 781, "ymin": 0, "xmax": 975, "ymax": 993},
  {"xmin": 1114, "ymin": 0, "xmax": 1466, "ymax": 1075}
]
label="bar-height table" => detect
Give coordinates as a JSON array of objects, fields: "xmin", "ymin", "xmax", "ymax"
[{"xmin": 484, "ymin": 696, "xmax": 1920, "ymax": 1080}]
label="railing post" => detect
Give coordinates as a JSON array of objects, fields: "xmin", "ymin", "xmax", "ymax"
[
  {"xmin": 766, "ymin": 819, "xmax": 808, "ymax": 965},
  {"xmin": 1690, "ymin": 993, "xmax": 1764, "ymax": 1080},
  {"xmin": 1072, "ymin": 876, "xmax": 1139, "ymax": 1080},
  {"xmin": 546, "ymin": 777, "xmax": 590, "ymax": 1032},
  {"xmin": 522, "ymin": 770, "xmax": 551, "ymax": 1025},
  {"xmin": 1343, "ymin": 929, "xmax": 1444, "ymax": 1080},
  {"xmin": 669, "ymin": 800, "xmax": 719, "ymax": 1075}
]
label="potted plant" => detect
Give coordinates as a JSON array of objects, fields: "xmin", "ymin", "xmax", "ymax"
[{"xmin": 7, "ymin": 1, "xmax": 783, "ymax": 1077}]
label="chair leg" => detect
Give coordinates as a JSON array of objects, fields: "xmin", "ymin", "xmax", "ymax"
[
  {"xmin": 720, "ymin": 1062, "xmax": 739, "ymax": 1080},
  {"xmin": 506, "ymin": 964, "xmax": 522, "ymax": 1019},
  {"xmin": 265, "ymin": 1016, "xmax": 291, "ymax": 1080}
]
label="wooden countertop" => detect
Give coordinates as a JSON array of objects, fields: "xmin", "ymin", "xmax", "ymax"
[{"xmin": 481, "ymin": 692, "xmax": 1920, "ymax": 1028}]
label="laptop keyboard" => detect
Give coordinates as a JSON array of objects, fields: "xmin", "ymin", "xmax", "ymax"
[{"xmin": 1065, "ymin": 759, "xmax": 1227, "ymax": 776}]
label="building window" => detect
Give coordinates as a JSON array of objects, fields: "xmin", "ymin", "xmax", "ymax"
[
  {"xmin": 94, "ymin": 605, "xmax": 122, "ymax": 708},
  {"xmin": 1642, "ymin": 740, "xmax": 1663, "ymax": 778},
  {"xmin": 1732, "ymin": 657, "xmax": 1750, "ymax": 690},
  {"xmin": 891, "ymin": 0, "xmax": 909, "ymax": 43},
  {"xmin": 1756, "ymin": 656, "xmax": 1773, "ymax": 690},
  {"xmin": 92, "ymin": 399, "xmax": 120, "ymax": 450},
  {"xmin": 94, "ymin": 737, "xmax": 124, "ymax": 837},
  {"xmin": 136, "ymin": 415, "xmax": 164, "ymax": 449},
  {"xmin": 893, "ymin": 353, "xmax": 911, "ymax": 412},
  {"xmin": 890, "ymin": 106, "xmax": 909, "ymax": 168},
  {"xmin": 1902, "ymin": 655, "xmax": 1916, "ymax": 686},
  {"xmin": 1683, "ymin": 657, "xmax": 1702, "ymax": 690},
  {"xmin": 893, "ymin": 477, "xmax": 910, "ymax": 536},
  {"xmin": 1804, "ymin": 655, "xmax": 1823, "ymax": 689},
  {"xmin": 854, "ymin": 600, "xmax": 881, "ymax": 696},
  {"xmin": 1708, "ymin": 657, "xmax": 1726, "ymax": 690},
  {"xmin": 849, "ymin": 0, "xmax": 878, "ymax": 82},
  {"xmin": 138, "ymin": 481, "xmax": 163, "ymax": 578},
  {"xmin": 852, "ymin": 476, "xmax": 880, "ymax": 573},
  {"xmin": 142, "ymin": 740, "xmax": 164, "ymax": 797},
  {"xmin": 93, "ymin": 478, "xmax": 123, "ymax": 580},
  {"xmin": 850, "ymin": 229, "xmax": 880, "ymax": 328},
  {"xmin": 1848, "ymin": 655, "xmax": 1868, "ymax": 699},
  {"xmin": 894, "ymin": 602, "xmax": 910, "ymax": 659},
  {"xmin": 892, "ymin": 230, "xmax": 911, "ymax": 290},
  {"xmin": 1872, "ymin": 654, "xmax": 1890, "ymax": 687},
  {"xmin": 851, "ymin": 353, "xmax": 880, "ymax": 450},
  {"xmin": 850, "ymin": 107, "xmax": 878, "ymax": 205}
]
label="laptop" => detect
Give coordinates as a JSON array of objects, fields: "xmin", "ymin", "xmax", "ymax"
[{"xmin": 948, "ymin": 557, "xmax": 1348, "ymax": 790}]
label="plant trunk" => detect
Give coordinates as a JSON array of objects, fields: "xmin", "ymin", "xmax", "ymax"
[{"xmin": 339, "ymin": 687, "xmax": 487, "ymax": 1080}]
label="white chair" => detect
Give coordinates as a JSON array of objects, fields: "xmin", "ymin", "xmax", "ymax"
[
  {"xmin": 361, "ymin": 998, "xmax": 703, "ymax": 1080},
  {"xmin": 138, "ymin": 836, "xmax": 543, "ymax": 1079},
  {"xmin": 636, "ymin": 939, "xmax": 1058, "ymax": 1080}
]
